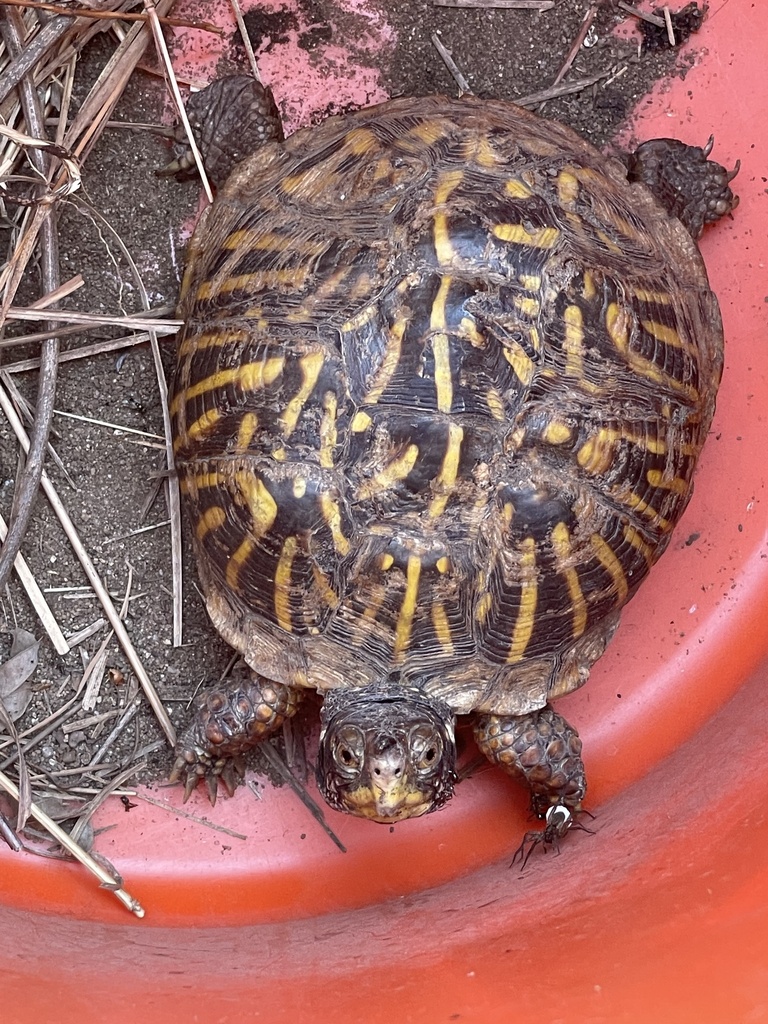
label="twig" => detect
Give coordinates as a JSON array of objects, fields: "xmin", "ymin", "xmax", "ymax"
[
  {"xmin": 230, "ymin": 0, "xmax": 262, "ymax": 82},
  {"xmin": 433, "ymin": 0, "xmax": 554, "ymax": 7},
  {"xmin": 143, "ymin": 0, "xmax": 213, "ymax": 205},
  {"xmin": 616, "ymin": 1, "xmax": 665, "ymax": 27},
  {"xmin": 551, "ymin": 0, "xmax": 603, "ymax": 87},
  {"xmin": 87, "ymin": 698, "xmax": 141, "ymax": 767},
  {"xmin": 513, "ymin": 63, "xmax": 629, "ymax": 107},
  {"xmin": 136, "ymin": 792, "xmax": 249, "ymax": 840},
  {"xmin": 0, "ymin": 0, "xmax": 225, "ymax": 34},
  {"xmin": 0, "ymin": 383, "xmax": 177, "ymax": 746},
  {"xmin": 0, "ymin": 767, "xmax": 144, "ymax": 916},
  {"xmin": 0, "ymin": 512, "xmax": 69, "ymax": 654},
  {"xmin": 663, "ymin": 5, "xmax": 676, "ymax": 46},
  {"xmin": 259, "ymin": 741, "xmax": 347, "ymax": 853},
  {"xmin": 0, "ymin": 7, "xmax": 61, "ymax": 594},
  {"xmin": 431, "ymin": 33, "xmax": 473, "ymax": 94},
  {"xmin": 3, "ymin": 305, "xmax": 180, "ymax": 332}
]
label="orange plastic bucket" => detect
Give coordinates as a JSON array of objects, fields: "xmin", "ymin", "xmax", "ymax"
[{"xmin": 3, "ymin": 1, "xmax": 767, "ymax": 1020}]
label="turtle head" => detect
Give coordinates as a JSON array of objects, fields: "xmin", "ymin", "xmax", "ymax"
[{"xmin": 316, "ymin": 686, "xmax": 456, "ymax": 823}]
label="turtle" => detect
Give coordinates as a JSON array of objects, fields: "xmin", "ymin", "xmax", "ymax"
[{"xmin": 166, "ymin": 75, "xmax": 738, "ymax": 850}]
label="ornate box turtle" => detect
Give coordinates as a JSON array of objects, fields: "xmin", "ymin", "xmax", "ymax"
[{"xmin": 167, "ymin": 77, "xmax": 737, "ymax": 853}]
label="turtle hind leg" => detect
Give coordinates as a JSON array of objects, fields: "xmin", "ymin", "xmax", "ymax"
[
  {"xmin": 626, "ymin": 136, "xmax": 739, "ymax": 238},
  {"xmin": 171, "ymin": 674, "xmax": 303, "ymax": 804},
  {"xmin": 473, "ymin": 705, "xmax": 587, "ymax": 857}
]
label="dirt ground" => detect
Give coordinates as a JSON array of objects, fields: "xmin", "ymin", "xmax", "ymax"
[{"xmin": 0, "ymin": 0, "xmax": 701, "ymax": 830}]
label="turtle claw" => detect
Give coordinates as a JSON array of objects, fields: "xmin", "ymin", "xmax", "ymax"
[
  {"xmin": 205, "ymin": 773, "xmax": 219, "ymax": 806},
  {"xmin": 511, "ymin": 804, "xmax": 594, "ymax": 870}
]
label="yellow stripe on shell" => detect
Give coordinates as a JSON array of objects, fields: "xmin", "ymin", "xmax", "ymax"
[
  {"xmin": 551, "ymin": 522, "xmax": 587, "ymax": 639},
  {"xmin": 196, "ymin": 268, "xmax": 309, "ymax": 301},
  {"xmin": 178, "ymin": 328, "xmax": 248, "ymax": 358},
  {"xmin": 507, "ymin": 537, "xmax": 538, "ymax": 664},
  {"xmin": 319, "ymin": 392, "xmax": 338, "ymax": 468},
  {"xmin": 226, "ymin": 537, "xmax": 255, "ymax": 591},
  {"xmin": 429, "ymin": 423, "xmax": 464, "ymax": 519},
  {"xmin": 393, "ymin": 555, "xmax": 422, "ymax": 658},
  {"xmin": 557, "ymin": 169, "xmax": 579, "ymax": 205},
  {"xmin": 312, "ymin": 564, "xmax": 339, "ymax": 608},
  {"xmin": 431, "ymin": 601, "xmax": 454, "ymax": 654},
  {"xmin": 220, "ymin": 229, "xmax": 325, "ymax": 255},
  {"xmin": 235, "ymin": 412, "xmax": 259, "ymax": 452},
  {"xmin": 646, "ymin": 469, "xmax": 689, "ymax": 495},
  {"xmin": 463, "ymin": 133, "xmax": 500, "ymax": 168},
  {"xmin": 612, "ymin": 487, "xmax": 670, "ymax": 530},
  {"xmin": 505, "ymin": 179, "xmax": 533, "ymax": 199},
  {"xmin": 195, "ymin": 505, "xmax": 226, "ymax": 542},
  {"xmin": 476, "ymin": 591, "xmax": 492, "ymax": 625},
  {"xmin": 363, "ymin": 314, "xmax": 408, "ymax": 404},
  {"xmin": 502, "ymin": 342, "xmax": 534, "ymax": 386},
  {"xmin": 319, "ymin": 492, "xmax": 351, "ymax": 555},
  {"xmin": 169, "ymin": 358, "xmax": 284, "ymax": 415},
  {"xmin": 485, "ymin": 387, "xmax": 505, "ymax": 421},
  {"xmin": 433, "ymin": 170, "xmax": 465, "ymax": 267},
  {"xmin": 235, "ymin": 473, "xmax": 278, "ymax": 538},
  {"xmin": 351, "ymin": 410, "xmax": 372, "ymax": 432},
  {"xmin": 356, "ymin": 443, "xmax": 420, "ymax": 499},
  {"xmin": 513, "ymin": 295, "xmax": 540, "ymax": 318},
  {"xmin": 179, "ymin": 470, "xmax": 222, "ymax": 495},
  {"xmin": 492, "ymin": 224, "xmax": 559, "ymax": 248},
  {"xmin": 590, "ymin": 534, "xmax": 629, "ymax": 604},
  {"xmin": 622, "ymin": 524, "xmax": 655, "ymax": 567},
  {"xmin": 344, "ymin": 126, "xmax": 380, "ymax": 155},
  {"xmin": 280, "ymin": 351, "xmax": 325, "ymax": 437},
  {"xmin": 542, "ymin": 419, "xmax": 572, "ymax": 445},
  {"xmin": 641, "ymin": 319, "xmax": 693, "ymax": 353},
  {"xmin": 563, "ymin": 304, "xmax": 584, "ymax": 378},
  {"xmin": 182, "ymin": 408, "xmax": 222, "ymax": 448},
  {"xmin": 459, "ymin": 317, "xmax": 485, "ymax": 348},
  {"xmin": 293, "ymin": 477, "xmax": 307, "ymax": 499},
  {"xmin": 274, "ymin": 536, "xmax": 298, "ymax": 633},
  {"xmin": 431, "ymin": 276, "xmax": 454, "ymax": 413},
  {"xmin": 606, "ymin": 303, "xmax": 699, "ymax": 401},
  {"xmin": 518, "ymin": 274, "xmax": 542, "ymax": 292}
]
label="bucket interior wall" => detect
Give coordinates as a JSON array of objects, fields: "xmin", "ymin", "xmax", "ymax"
[{"xmin": 2, "ymin": 1, "xmax": 767, "ymax": 1021}]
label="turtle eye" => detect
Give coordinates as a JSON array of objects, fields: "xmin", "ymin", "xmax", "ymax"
[
  {"xmin": 411, "ymin": 726, "xmax": 443, "ymax": 773},
  {"xmin": 332, "ymin": 725, "xmax": 364, "ymax": 773}
]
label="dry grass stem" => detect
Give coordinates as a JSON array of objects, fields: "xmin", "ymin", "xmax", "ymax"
[
  {"xmin": 431, "ymin": 33, "xmax": 473, "ymax": 94},
  {"xmin": 64, "ymin": 618, "xmax": 108, "ymax": 649},
  {"xmin": 136, "ymin": 791, "xmax": 249, "ymax": 839},
  {"xmin": 230, "ymin": 0, "xmax": 263, "ymax": 82},
  {"xmin": 0, "ymin": 767, "xmax": 144, "ymax": 916},
  {"xmin": 62, "ymin": 0, "xmax": 177, "ymax": 163},
  {"xmin": 144, "ymin": 0, "xmax": 213, "ymax": 204},
  {"xmin": 4, "ymin": 305, "xmax": 181, "ymax": 332},
  {"xmin": 28, "ymin": 275, "xmax": 85, "ymax": 308},
  {"xmin": 0, "ymin": 329, "xmax": 154, "ymax": 360},
  {"xmin": 616, "ymin": 1, "xmax": 666, "ymax": 27},
  {"xmin": 259, "ymin": 741, "xmax": 347, "ymax": 853},
  {"xmin": 0, "ymin": 512, "xmax": 70, "ymax": 654},
  {"xmin": 0, "ymin": 0, "xmax": 224, "ymax": 34},
  {"xmin": 101, "ymin": 519, "xmax": 171, "ymax": 548},
  {"xmin": 433, "ymin": 0, "xmax": 554, "ymax": 7},
  {"xmin": 0, "ymin": 384, "xmax": 177, "ymax": 745},
  {"xmin": 52, "ymin": 409, "xmax": 164, "ymax": 441},
  {"xmin": 513, "ymin": 63, "xmax": 629, "ymax": 107},
  {"xmin": 663, "ymin": 6, "xmax": 676, "ymax": 46},
  {"xmin": 551, "ymin": 0, "xmax": 603, "ymax": 87}
]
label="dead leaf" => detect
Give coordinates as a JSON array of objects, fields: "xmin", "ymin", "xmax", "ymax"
[{"xmin": 0, "ymin": 629, "xmax": 39, "ymax": 722}]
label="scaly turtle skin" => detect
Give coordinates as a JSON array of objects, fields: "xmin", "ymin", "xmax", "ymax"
[{"xmin": 169, "ymin": 77, "xmax": 737, "ymax": 846}]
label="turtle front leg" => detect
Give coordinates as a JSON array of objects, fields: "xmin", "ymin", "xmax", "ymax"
[
  {"xmin": 473, "ymin": 705, "xmax": 587, "ymax": 861},
  {"xmin": 171, "ymin": 674, "xmax": 303, "ymax": 804}
]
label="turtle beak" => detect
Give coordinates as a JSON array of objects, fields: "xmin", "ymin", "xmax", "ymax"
[{"xmin": 368, "ymin": 742, "xmax": 421, "ymax": 821}]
